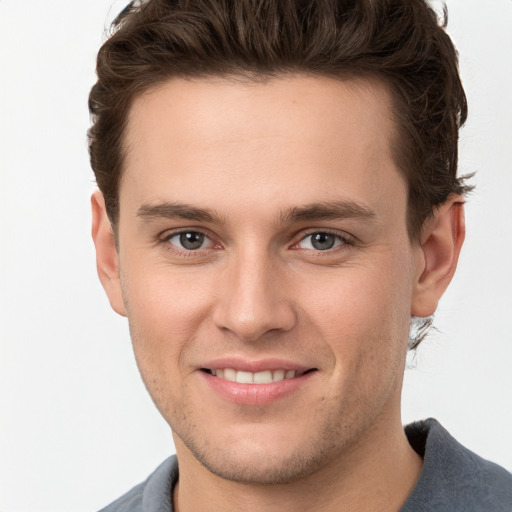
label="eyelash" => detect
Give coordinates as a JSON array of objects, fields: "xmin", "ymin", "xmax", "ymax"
[
  {"xmin": 293, "ymin": 229, "xmax": 354, "ymax": 252},
  {"xmin": 159, "ymin": 229, "xmax": 354, "ymax": 256},
  {"xmin": 160, "ymin": 230, "xmax": 219, "ymax": 256}
]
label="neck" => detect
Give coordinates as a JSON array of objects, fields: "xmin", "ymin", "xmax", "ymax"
[{"xmin": 173, "ymin": 413, "xmax": 422, "ymax": 512}]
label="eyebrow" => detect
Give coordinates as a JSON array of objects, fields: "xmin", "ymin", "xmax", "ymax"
[
  {"xmin": 136, "ymin": 199, "xmax": 377, "ymax": 225},
  {"xmin": 137, "ymin": 202, "xmax": 220, "ymax": 223},
  {"xmin": 279, "ymin": 200, "xmax": 377, "ymax": 224}
]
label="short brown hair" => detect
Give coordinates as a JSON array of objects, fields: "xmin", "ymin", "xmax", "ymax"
[{"xmin": 89, "ymin": 0, "xmax": 471, "ymax": 241}]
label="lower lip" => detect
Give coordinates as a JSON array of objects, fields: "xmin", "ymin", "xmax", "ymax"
[{"xmin": 200, "ymin": 371, "xmax": 316, "ymax": 406}]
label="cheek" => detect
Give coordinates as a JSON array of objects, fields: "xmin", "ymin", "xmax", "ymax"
[
  {"xmin": 120, "ymin": 266, "xmax": 215, "ymax": 423},
  {"xmin": 299, "ymin": 257, "xmax": 413, "ymax": 364},
  {"xmin": 301, "ymin": 263, "xmax": 412, "ymax": 420},
  {"xmin": 120, "ymin": 262, "xmax": 215, "ymax": 388},
  {"xmin": 122, "ymin": 260, "xmax": 214, "ymax": 335}
]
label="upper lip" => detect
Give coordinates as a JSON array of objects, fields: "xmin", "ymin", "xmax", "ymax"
[{"xmin": 199, "ymin": 357, "xmax": 316, "ymax": 373}]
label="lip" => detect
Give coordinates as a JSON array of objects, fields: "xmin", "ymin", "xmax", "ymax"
[
  {"xmin": 200, "ymin": 357, "xmax": 312, "ymax": 374},
  {"xmin": 198, "ymin": 357, "xmax": 317, "ymax": 406}
]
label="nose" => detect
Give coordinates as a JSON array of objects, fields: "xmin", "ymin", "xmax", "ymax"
[{"xmin": 212, "ymin": 249, "xmax": 297, "ymax": 342}]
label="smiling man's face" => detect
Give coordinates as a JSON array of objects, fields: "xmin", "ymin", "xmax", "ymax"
[{"xmin": 93, "ymin": 75, "xmax": 430, "ymax": 484}]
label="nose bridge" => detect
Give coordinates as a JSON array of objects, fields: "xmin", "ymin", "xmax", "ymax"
[{"xmin": 213, "ymin": 244, "xmax": 296, "ymax": 341}]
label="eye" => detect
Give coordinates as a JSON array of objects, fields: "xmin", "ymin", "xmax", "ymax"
[
  {"xmin": 166, "ymin": 231, "xmax": 214, "ymax": 251},
  {"xmin": 297, "ymin": 232, "xmax": 346, "ymax": 251}
]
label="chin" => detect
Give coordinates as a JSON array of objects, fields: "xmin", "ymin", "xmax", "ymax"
[
  {"xmin": 173, "ymin": 418, "xmax": 347, "ymax": 485},
  {"xmin": 191, "ymin": 441, "xmax": 338, "ymax": 485}
]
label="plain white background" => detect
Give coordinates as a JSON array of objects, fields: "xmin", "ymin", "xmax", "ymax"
[{"xmin": 0, "ymin": 1, "xmax": 511, "ymax": 510}]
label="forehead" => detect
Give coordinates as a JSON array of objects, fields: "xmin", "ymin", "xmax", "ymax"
[{"xmin": 121, "ymin": 75, "xmax": 405, "ymax": 224}]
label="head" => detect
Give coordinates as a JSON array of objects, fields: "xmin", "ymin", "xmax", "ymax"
[
  {"xmin": 89, "ymin": 0, "xmax": 468, "ymax": 487},
  {"xmin": 89, "ymin": 0, "xmax": 470, "ymax": 242}
]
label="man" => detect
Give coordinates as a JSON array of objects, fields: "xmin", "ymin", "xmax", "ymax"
[{"xmin": 88, "ymin": 0, "xmax": 512, "ymax": 510}]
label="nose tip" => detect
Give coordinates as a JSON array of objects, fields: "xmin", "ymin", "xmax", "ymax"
[
  {"xmin": 212, "ymin": 259, "xmax": 297, "ymax": 342},
  {"xmin": 217, "ymin": 307, "xmax": 294, "ymax": 342}
]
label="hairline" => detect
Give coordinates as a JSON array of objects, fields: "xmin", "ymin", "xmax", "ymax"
[{"xmin": 109, "ymin": 70, "xmax": 422, "ymax": 241}]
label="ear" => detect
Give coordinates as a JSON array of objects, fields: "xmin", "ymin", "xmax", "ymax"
[
  {"xmin": 411, "ymin": 196, "xmax": 465, "ymax": 317},
  {"xmin": 91, "ymin": 190, "xmax": 127, "ymax": 316}
]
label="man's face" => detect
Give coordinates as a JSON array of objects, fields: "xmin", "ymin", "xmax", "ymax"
[{"xmin": 108, "ymin": 76, "xmax": 425, "ymax": 483}]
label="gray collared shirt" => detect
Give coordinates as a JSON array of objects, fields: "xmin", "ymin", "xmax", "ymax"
[{"xmin": 99, "ymin": 418, "xmax": 512, "ymax": 511}]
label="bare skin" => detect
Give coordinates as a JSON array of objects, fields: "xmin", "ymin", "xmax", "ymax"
[{"xmin": 92, "ymin": 75, "xmax": 464, "ymax": 511}]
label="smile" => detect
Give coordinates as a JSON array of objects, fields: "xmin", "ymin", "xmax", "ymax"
[
  {"xmin": 203, "ymin": 368, "xmax": 313, "ymax": 384},
  {"xmin": 200, "ymin": 365, "xmax": 318, "ymax": 405}
]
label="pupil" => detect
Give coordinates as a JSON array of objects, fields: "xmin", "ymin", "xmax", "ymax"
[
  {"xmin": 311, "ymin": 233, "xmax": 335, "ymax": 250},
  {"xmin": 180, "ymin": 232, "xmax": 204, "ymax": 250}
]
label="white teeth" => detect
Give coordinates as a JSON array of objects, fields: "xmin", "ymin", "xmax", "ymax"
[
  {"xmin": 224, "ymin": 368, "xmax": 236, "ymax": 382},
  {"xmin": 273, "ymin": 369, "xmax": 285, "ymax": 382},
  {"xmin": 253, "ymin": 370, "xmax": 273, "ymax": 384},
  {"xmin": 210, "ymin": 368, "xmax": 299, "ymax": 383},
  {"xmin": 236, "ymin": 371, "xmax": 253, "ymax": 384}
]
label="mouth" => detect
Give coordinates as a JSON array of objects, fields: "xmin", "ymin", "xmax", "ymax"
[
  {"xmin": 201, "ymin": 368, "xmax": 317, "ymax": 384},
  {"xmin": 199, "ymin": 363, "xmax": 319, "ymax": 405}
]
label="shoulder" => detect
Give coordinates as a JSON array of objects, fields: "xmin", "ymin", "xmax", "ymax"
[
  {"xmin": 98, "ymin": 456, "xmax": 178, "ymax": 512},
  {"xmin": 402, "ymin": 418, "xmax": 512, "ymax": 512}
]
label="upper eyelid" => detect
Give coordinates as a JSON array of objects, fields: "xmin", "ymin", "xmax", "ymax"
[
  {"xmin": 159, "ymin": 229, "xmax": 219, "ymax": 254},
  {"xmin": 160, "ymin": 227, "xmax": 215, "ymax": 241},
  {"xmin": 158, "ymin": 228, "xmax": 355, "ymax": 249},
  {"xmin": 295, "ymin": 228, "xmax": 355, "ymax": 243},
  {"xmin": 286, "ymin": 230, "xmax": 355, "ymax": 254}
]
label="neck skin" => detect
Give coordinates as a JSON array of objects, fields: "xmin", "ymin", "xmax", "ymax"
[{"xmin": 172, "ymin": 386, "xmax": 422, "ymax": 512}]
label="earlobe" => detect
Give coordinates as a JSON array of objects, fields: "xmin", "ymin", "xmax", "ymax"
[
  {"xmin": 91, "ymin": 190, "xmax": 127, "ymax": 317},
  {"xmin": 411, "ymin": 196, "xmax": 466, "ymax": 318}
]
